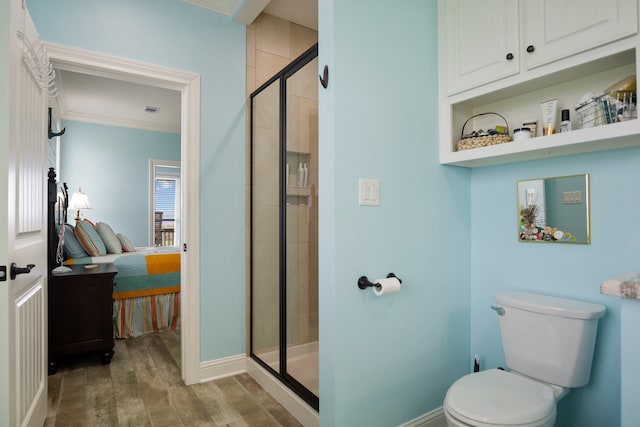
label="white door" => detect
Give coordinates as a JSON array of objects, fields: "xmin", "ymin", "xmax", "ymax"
[{"xmin": 0, "ymin": 2, "xmax": 48, "ymax": 426}]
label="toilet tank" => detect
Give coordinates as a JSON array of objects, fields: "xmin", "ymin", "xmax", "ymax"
[{"xmin": 494, "ymin": 291, "xmax": 605, "ymax": 388}]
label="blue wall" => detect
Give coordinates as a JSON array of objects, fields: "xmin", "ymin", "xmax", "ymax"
[
  {"xmin": 321, "ymin": 1, "xmax": 633, "ymax": 425},
  {"xmin": 28, "ymin": 0, "xmax": 247, "ymax": 361},
  {"xmin": 470, "ymin": 147, "xmax": 640, "ymax": 426},
  {"xmin": 319, "ymin": 1, "xmax": 471, "ymax": 425},
  {"xmin": 58, "ymin": 120, "xmax": 180, "ymax": 245},
  {"xmin": 621, "ymin": 299, "xmax": 640, "ymax": 426}
]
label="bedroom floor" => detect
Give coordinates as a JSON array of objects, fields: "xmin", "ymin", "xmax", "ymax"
[{"xmin": 45, "ymin": 330, "xmax": 303, "ymax": 426}]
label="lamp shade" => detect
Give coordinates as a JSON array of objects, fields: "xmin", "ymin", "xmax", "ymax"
[{"xmin": 68, "ymin": 190, "xmax": 91, "ymax": 210}]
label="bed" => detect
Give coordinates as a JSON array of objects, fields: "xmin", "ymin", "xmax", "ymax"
[{"xmin": 47, "ymin": 168, "xmax": 181, "ymax": 338}]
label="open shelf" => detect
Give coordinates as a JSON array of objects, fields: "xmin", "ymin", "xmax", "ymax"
[
  {"xmin": 442, "ymin": 119, "xmax": 640, "ymax": 167},
  {"xmin": 439, "ymin": 44, "xmax": 640, "ymax": 167},
  {"xmin": 286, "ymin": 186, "xmax": 311, "ymax": 197}
]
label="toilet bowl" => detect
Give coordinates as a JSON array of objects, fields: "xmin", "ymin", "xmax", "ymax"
[{"xmin": 444, "ymin": 369, "xmax": 556, "ymax": 427}]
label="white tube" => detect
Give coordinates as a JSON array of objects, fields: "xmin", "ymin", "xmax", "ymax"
[{"xmin": 541, "ymin": 98, "xmax": 558, "ymax": 135}]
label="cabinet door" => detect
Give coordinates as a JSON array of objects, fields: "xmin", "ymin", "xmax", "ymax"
[
  {"xmin": 522, "ymin": 0, "xmax": 638, "ymax": 70},
  {"xmin": 441, "ymin": 0, "xmax": 519, "ymax": 95}
]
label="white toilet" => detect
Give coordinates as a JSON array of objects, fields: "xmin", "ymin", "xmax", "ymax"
[{"xmin": 444, "ymin": 290, "xmax": 605, "ymax": 427}]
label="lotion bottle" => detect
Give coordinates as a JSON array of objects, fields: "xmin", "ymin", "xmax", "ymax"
[{"xmin": 541, "ymin": 98, "xmax": 558, "ymax": 135}]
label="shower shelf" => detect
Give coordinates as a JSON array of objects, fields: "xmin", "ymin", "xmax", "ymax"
[{"xmin": 287, "ymin": 186, "xmax": 311, "ymax": 196}]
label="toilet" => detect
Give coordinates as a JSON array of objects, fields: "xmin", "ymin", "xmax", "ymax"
[{"xmin": 444, "ymin": 290, "xmax": 605, "ymax": 427}]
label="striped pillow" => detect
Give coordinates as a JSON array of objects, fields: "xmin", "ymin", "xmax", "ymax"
[
  {"xmin": 58, "ymin": 223, "xmax": 88, "ymax": 259},
  {"xmin": 75, "ymin": 220, "xmax": 107, "ymax": 256},
  {"xmin": 96, "ymin": 222, "xmax": 122, "ymax": 254},
  {"xmin": 117, "ymin": 233, "xmax": 135, "ymax": 252}
]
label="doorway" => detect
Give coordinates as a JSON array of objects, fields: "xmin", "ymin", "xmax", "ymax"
[
  {"xmin": 46, "ymin": 43, "xmax": 202, "ymax": 385},
  {"xmin": 250, "ymin": 44, "xmax": 319, "ymax": 410}
]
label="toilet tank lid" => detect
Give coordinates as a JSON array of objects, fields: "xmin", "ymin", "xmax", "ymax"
[{"xmin": 494, "ymin": 291, "xmax": 605, "ymax": 320}]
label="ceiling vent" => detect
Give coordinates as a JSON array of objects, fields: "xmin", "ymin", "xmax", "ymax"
[{"xmin": 145, "ymin": 105, "xmax": 160, "ymax": 113}]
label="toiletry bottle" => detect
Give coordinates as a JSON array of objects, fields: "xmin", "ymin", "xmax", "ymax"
[
  {"xmin": 541, "ymin": 99, "xmax": 558, "ymax": 135},
  {"xmin": 560, "ymin": 109, "xmax": 571, "ymax": 132},
  {"xmin": 297, "ymin": 163, "xmax": 304, "ymax": 187},
  {"xmin": 523, "ymin": 120, "xmax": 537, "ymax": 137},
  {"xmin": 286, "ymin": 163, "xmax": 290, "ymax": 187},
  {"xmin": 303, "ymin": 163, "xmax": 309, "ymax": 187}
]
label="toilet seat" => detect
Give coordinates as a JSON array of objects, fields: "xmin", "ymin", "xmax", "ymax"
[{"xmin": 444, "ymin": 369, "xmax": 556, "ymax": 427}]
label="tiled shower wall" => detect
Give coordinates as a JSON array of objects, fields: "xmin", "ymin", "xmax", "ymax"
[{"xmin": 246, "ymin": 14, "xmax": 318, "ymax": 353}]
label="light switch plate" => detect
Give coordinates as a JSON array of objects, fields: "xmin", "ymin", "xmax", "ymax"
[
  {"xmin": 359, "ymin": 179, "xmax": 380, "ymax": 206},
  {"xmin": 563, "ymin": 191, "xmax": 582, "ymax": 204}
]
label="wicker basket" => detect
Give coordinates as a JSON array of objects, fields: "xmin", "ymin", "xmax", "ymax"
[{"xmin": 457, "ymin": 112, "xmax": 512, "ymax": 151}]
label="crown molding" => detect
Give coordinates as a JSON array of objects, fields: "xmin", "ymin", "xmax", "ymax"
[
  {"xmin": 182, "ymin": 0, "xmax": 272, "ymax": 26},
  {"xmin": 62, "ymin": 110, "xmax": 180, "ymax": 134},
  {"xmin": 181, "ymin": 0, "xmax": 242, "ymax": 16}
]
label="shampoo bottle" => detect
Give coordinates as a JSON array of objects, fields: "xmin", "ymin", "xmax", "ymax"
[
  {"xmin": 286, "ymin": 163, "xmax": 290, "ymax": 187},
  {"xmin": 303, "ymin": 163, "xmax": 309, "ymax": 187},
  {"xmin": 297, "ymin": 163, "xmax": 304, "ymax": 187}
]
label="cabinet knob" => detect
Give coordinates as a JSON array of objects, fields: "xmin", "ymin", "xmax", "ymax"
[
  {"xmin": 526, "ymin": 45, "xmax": 535, "ymax": 53},
  {"xmin": 506, "ymin": 52, "xmax": 514, "ymax": 60}
]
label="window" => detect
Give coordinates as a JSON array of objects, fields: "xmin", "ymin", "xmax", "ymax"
[{"xmin": 150, "ymin": 160, "xmax": 180, "ymax": 246}]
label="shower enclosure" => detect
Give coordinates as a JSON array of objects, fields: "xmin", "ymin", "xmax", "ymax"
[{"xmin": 250, "ymin": 44, "xmax": 319, "ymax": 410}]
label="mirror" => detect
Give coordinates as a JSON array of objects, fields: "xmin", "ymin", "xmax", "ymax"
[{"xmin": 518, "ymin": 174, "xmax": 590, "ymax": 244}]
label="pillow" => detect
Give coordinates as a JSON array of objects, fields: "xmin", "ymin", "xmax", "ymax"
[
  {"xmin": 96, "ymin": 222, "xmax": 122, "ymax": 254},
  {"xmin": 56, "ymin": 224, "xmax": 88, "ymax": 259},
  {"xmin": 75, "ymin": 220, "xmax": 107, "ymax": 256},
  {"xmin": 117, "ymin": 233, "xmax": 135, "ymax": 252}
]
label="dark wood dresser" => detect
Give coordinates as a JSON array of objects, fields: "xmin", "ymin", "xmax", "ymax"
[{"xmin": 48, "ymin": 263, "xmax": 117, "ymax": 375}]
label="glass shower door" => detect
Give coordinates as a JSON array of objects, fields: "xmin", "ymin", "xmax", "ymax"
[
  {"xmin": 285, "ymin": 56, "xmax": 318, "ymax": 397},
  {"xmin": 250, "ymin": 44, "xmax": 318, "ymax": 410},
  {"xmin": 251, "ymin": 79, "xmax": 281, "ymax": 374}
]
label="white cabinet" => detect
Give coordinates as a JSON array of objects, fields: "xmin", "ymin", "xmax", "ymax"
[
  {"xmin": 441, "ymin": 0, "xmax": 638, "ymax": 95},
  {"xmin": 442, "ymin": 0, "xmax": 519, "ymax": 95},
  {"xmin": 438, "ymin": 0, "xmax": 640, "ymax": 167},
  {"xmin": 522, "ymin": 0, "xmax": 638, "ymax": 70}
]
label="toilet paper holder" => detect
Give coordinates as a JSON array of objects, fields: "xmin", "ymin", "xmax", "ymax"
[{"xmin": 357, "ymin": 272, "xmax": 402, "ymax": 290}]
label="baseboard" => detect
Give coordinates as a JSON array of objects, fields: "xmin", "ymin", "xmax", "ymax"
[
  {"xmin": 246, "ymin": 357, "xmax": 319, "ymax": 427},
  {"xmin": 199, "ymin": 354, "xmax": 247, "ymax": 382},
  {"xmin": 399, "ymin": 407, "xmax": 447, "ymax": 427}
]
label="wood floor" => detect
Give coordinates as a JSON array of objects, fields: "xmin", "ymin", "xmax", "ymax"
[{"xmin": 46, "ymin": 330, "xmax": 303, "ymax": 427}]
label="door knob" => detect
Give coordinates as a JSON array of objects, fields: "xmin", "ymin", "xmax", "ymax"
[{"xmin": 10, "ymin": 263, "xmax": 35, "ymax": 280}]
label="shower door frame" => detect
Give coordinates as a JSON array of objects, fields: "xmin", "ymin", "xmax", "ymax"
[{"xmin": 249, "ymin": 43, "xmax": 319, "ymax": 411}]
